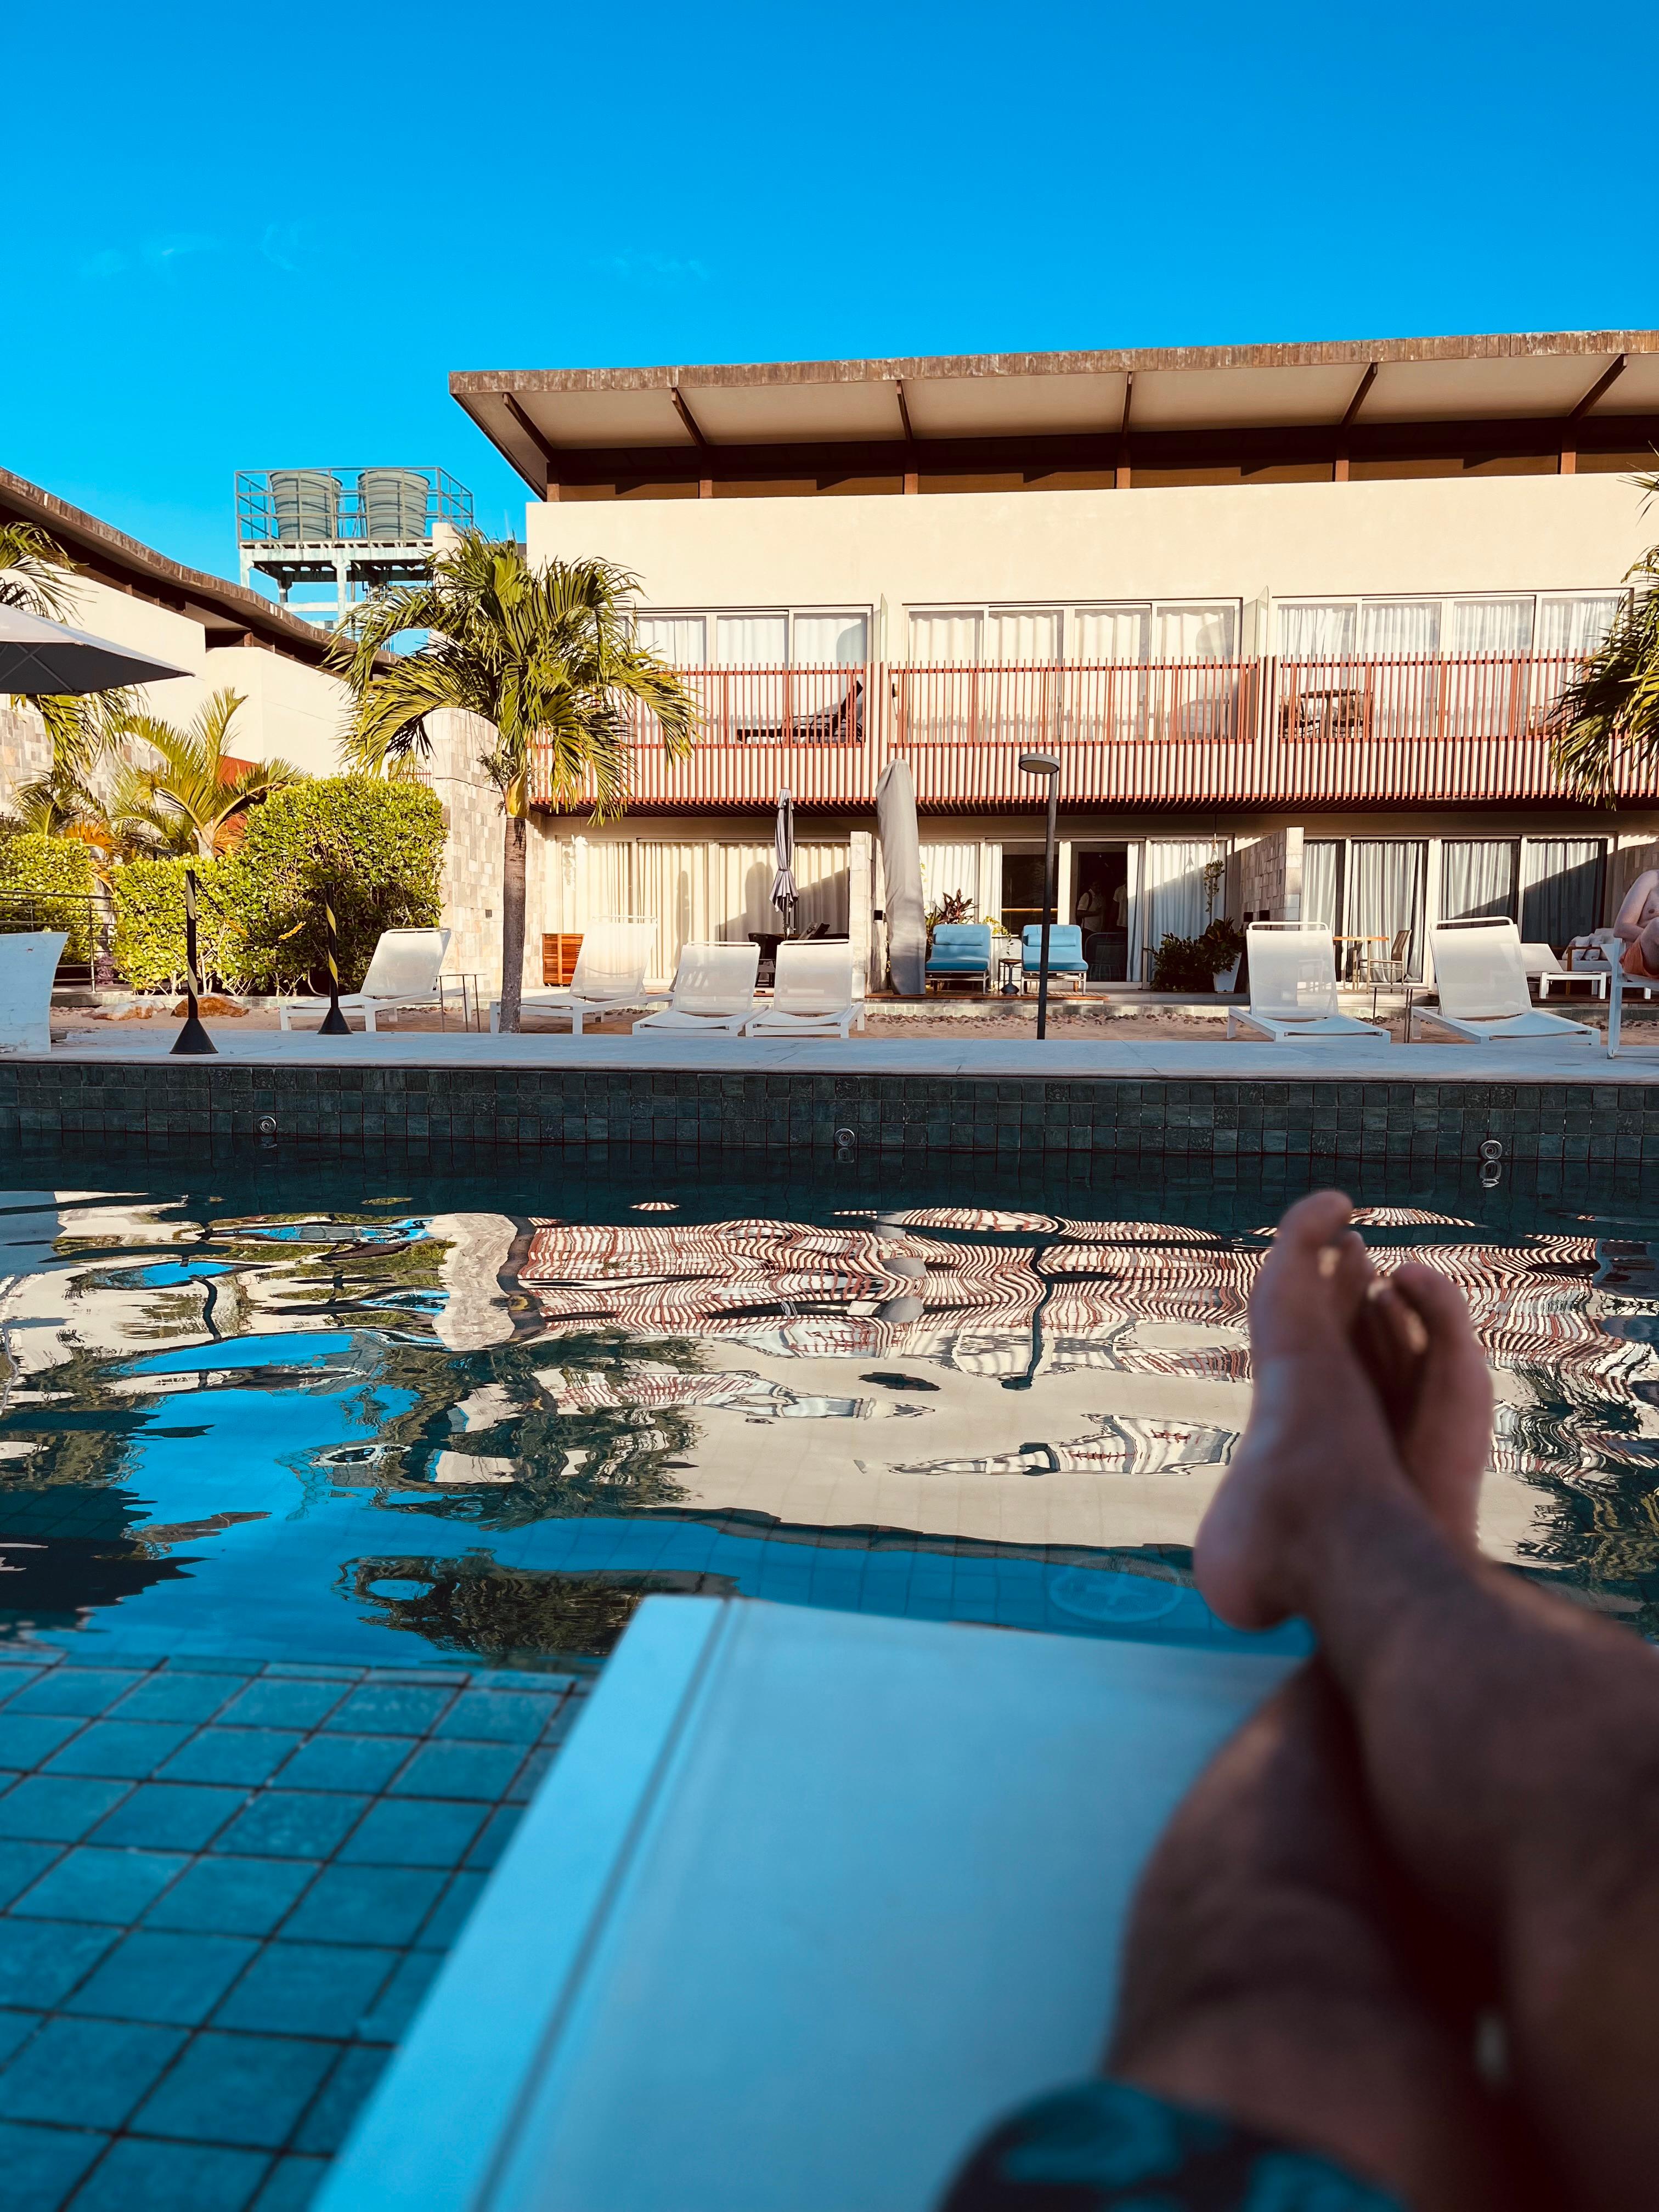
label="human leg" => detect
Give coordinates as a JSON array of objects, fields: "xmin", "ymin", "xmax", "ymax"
[{"xmin": 1195, "ymin": 1190, "xmax": 1659, "ymax": 2207}]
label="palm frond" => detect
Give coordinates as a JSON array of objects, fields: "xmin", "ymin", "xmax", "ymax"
[
  {"xmin": 1548, "ymin": 537, "xmax": 1659, "ymax": 799},
  {"xmin": 0, "ymin": 522, "xmax": 78, "ymax": 621}
]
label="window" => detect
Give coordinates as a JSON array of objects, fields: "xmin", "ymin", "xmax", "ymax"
[
  {"xmin": 908, "ymin": 601, "xmax": 1239, "ymax": 663},
  {"xmin": 633, "ymin": 609, "xmax": 868, "ymax": 665},
  {"xmin": 1280, "ymin": 592, "xmax": 1621, "ymax": 660}
]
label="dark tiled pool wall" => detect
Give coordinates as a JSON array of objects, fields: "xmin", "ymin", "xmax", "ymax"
[{"xmin": 3, "ymin": 1062, "xmax": 1658, "ymax": 1165}]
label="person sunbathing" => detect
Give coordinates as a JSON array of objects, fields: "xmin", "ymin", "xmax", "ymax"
[{"xmin": 944, "ymin": 1190, "xmax": 1659, "ymax": 2211}]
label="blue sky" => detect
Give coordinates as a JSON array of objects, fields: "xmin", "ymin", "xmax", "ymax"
[{"xmin": 5, "ymin": 0, "xmax": 1655, "ymax": 586}]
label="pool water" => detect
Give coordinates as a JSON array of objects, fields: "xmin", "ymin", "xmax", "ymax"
[{"xmin": 2, "ymin": 1156, "xmax": 1656, "ymax": 1672}]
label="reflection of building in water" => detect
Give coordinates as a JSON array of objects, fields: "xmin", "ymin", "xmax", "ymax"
[
  {"xmin": 891, "ymin": 1416, "xmax": 1235, "ymax": 1480},
  {"xmin": 540, "ymin": 1362, "xmax": 912, "ymax": 1421}
]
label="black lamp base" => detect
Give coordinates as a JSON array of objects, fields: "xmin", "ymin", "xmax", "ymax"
[
  {"xmin": 171, "ymin": 1015, "xmax": 217, "ymax": 1056},
  {"xmin": 319, "ymin": 1003, "xmax": 352, "ymax": 1036}
]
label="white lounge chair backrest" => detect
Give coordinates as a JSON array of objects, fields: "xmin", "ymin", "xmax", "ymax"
[
  {"xmin": 572, "ymin": 921, "xmax": 656, "ymax": 998},
  {"xmin": 0, "ymin": 932, "xmax": 66, "ymax": 1054},
  {"xmin": 358, "ymin": 927, "xmax": 451, "ymax": 1000},
  {"xmin": 770, "ymin": 939, "xmax": 854, "ymax": 1015},
  {"xmin": 669, "ymin": 941, "xmax": 760, "ymax": 1014},
  {"xmin": 1245, "ymin": 924, "xmax": 1340, "ymax": 1019},
  {"xmin": 1432, "ymin": 920, "xmax": 1531, "ymax": 1020}
]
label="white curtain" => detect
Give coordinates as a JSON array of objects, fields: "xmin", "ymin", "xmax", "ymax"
[
  {"xmin": 1347, "ymin": 841, "xmax": 1427, "ymax": 980},
  {"xmin": 715, "ymin": 614, "xmax": 788, "ymax": 664},
  {"xmin": 1301, "ymin": 841, "xmax": 1342, "ymax": 932},
  {"xmin": 631, "ymin": 842, "xmax": 706, "ymax": 982},
  {"xmin": 988, "ymin": 609, "xmax": 1060, "ymax": 663},
  {"xmin": 1452, "ymin": 599, "xmax": 1533, "ymax": 654},
  {"xmin": 1537, "ymin": 596, "xmax": 1623, "ymax": 657},
  {"xmin": 1145, "ymin": 839, "xmax": 1224, "ymax": 953},
  {"xmin": 793, "ymin": 844, "xmax": 851, "ymax": 935},
  {"xmin": 793, "ymin": 614, "xmax": 868, "ymax": 665},
  {"xmin": 1441, "ymin": 840, "xmax": 1518, "ymax": 923},
  {"xmin": 1279, "ymin": 603, "xmax": 1356, "ymax": 660},
  {"xmin": 714, "ymin": 843, "xmax": 848, "ymax": 939},
  {"xmin": 910, "ymin": 610, "xmax": 983, "ymax": 664},
  {"xmin": 1073, "ymin": 607, "xmax": 1150, "ymax": 662},
  {"xmin": 1359, "ymin": 601, "xmax": 1440, "ymax": 656},
  {"xmin": 919, "ymin": 843, "xmax": 980, "ymax": 915},
  {"xmin": 1156, "ymin": 605, "xmax": 1235, "ymax": 659},
  {"xmin": 635, "ymin": 616, "xmax": 706, "ymax": 664},
  {"xmin": 1520, "ymin": 839, "xmax": 1606, "ymax": 947}
]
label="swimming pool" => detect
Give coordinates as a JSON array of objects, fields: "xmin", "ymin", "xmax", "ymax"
[{"xmin": 2, "ymin": 1153, "xmax": 1654, "ymax": 1669}]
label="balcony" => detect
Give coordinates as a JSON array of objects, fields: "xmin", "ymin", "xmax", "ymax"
[{"xmin": 529, "ymin": 655, "xmax": 1649, "ymax": 811}]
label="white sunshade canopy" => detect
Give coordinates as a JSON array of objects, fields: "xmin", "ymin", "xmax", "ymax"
[{"xmin": 0, "ymin": 605, "xmax": 190, "ymax": 695}]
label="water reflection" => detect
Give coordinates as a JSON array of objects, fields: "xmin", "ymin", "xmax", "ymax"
[{"xmin": 1, "ymin": 1174, "xmax": 1658, "ymax": 1666}]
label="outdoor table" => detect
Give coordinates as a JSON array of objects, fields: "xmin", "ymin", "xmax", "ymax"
[
  {"xmin": 1334, "ymin": 934, "xmax": 1388, "ymax": 985},
  {"xmin": 749, "ymin": 932, "xmax": 786, "ymax": 984},
  {"xmin": 997, "ymin": 953, "xmax": 1022, "ymax": 995}
]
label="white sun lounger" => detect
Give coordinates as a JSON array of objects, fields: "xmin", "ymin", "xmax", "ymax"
[
  {"xmin": 318, "ymin": 1595, "xmax": 1295, "ymax": 2212},
  {"xmin": 0, "ymin": 932, "xmax": 66, "ymax": 1054},
  {"xmin": 633, "ymin": 941, "xmax": 759, "ymax": 1035},
  {"xmin": 489, "ymin": 921, "xmax": 665, "ymax": 1035},
  {"xmin": 743, "ymin": 939, "xmax": 865, "ymax": 1037},
  {"xmin": 278, "ymin": 927, "xmax": 452, "ymax": 1034},
  {"xmin": 1226, "ymin": 922, "xmax": 1386, "ymax": 1043},
  {"xmin": 1411, "ymin": 918, "xmax": 1595, "ymax": 1046}
]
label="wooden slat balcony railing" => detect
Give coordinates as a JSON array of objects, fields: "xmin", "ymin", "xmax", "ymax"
[{"xmin": 527, "ymin": 656, "xmax": 1649, "ymax": 811}]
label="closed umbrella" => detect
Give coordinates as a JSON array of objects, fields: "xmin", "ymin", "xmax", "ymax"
[
  {"xmin": 876, "ymin": 758, "xmax": 926, "ymax": 996},
  {"xmin": 770, "ymin": 787, "xmax": 797, "ymax": 929},
  {"xmin": 0, "ymin": 605, "xmax": 189, "ymax": 695}
]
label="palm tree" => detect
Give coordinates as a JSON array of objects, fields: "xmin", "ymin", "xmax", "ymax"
[
  {"xmin": 0, "ymin": 521, "xmax": 78, "ymax": 621},
  {"xmin": 1549, "ymin": 472, "xmax": 1659, "ymax": 797},
  {"xmin": 1, "ymin": 522, "xmax": 133, "ymax": 830},
  {"xmin": 106, "ymin": 687, "xmax": 302, "ymax": 859},
  {"xmin": 332, "ymin": 533, "xmax": 696, "ymax": 1030}
]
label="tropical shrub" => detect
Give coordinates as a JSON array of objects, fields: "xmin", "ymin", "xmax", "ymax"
[
  {"xmin": 1149, "ymin": 918, "xmax": 1244, "ymax": 993},
  {"xmin": 0, "ymin": 833, "xmax": 97, "ymax": 959},
  {"xmin": 106, "ymin": 778, "xmax": 445, "ymax": 994}
]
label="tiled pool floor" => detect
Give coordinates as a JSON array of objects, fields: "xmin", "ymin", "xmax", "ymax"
[{"xmin": 0, "ymin": 1643, "xmax": 588, "ymax": 2211}]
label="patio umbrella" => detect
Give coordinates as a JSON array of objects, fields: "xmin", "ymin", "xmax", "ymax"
[
  {"xmin": 876, "ymin": 758, "xmax": 926, "ymax": 996},
  {"xmin": 770, "ymin": 787, "xmax": 797, "ymax": 928},
  {"xmin": 0, "ymin": 605, "xmax": 190, "ymax": 695}
]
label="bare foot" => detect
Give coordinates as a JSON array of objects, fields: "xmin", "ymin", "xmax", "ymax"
[
  {"xmin": 1195, "ymin": 1193, "xmax": 1420, "ymax": 1629},
  {"xmin": 1362, "ymin": 1266, "xmax": 1492, "ymax": 1556}
]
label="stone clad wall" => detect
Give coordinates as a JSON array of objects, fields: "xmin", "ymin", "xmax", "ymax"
[{"xmin": 1237, "ymin": 828, "xmax": 1304, "ymax": 922}]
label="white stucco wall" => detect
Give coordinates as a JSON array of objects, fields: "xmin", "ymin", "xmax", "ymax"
[{"xmin": 527, "ymin": 473, "xmax": 1652, "ymax": 647}]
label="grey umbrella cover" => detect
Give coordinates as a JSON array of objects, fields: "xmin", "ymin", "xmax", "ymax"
[
  {"xmin": 0, "ymin": 605, "xmax": 190, "ymax": 696},
  {"xmin": 876, "ymin": 757, "xmax": 926, "ymax": 996}
]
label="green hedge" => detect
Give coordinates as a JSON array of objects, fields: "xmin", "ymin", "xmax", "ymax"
[
  {"xmin": 108, "ymin": 779, "xmax": 446, "ymax": 994},
  {"xmin": 0, "ymin": 835, "xmax": 96, "ymax": 960}
]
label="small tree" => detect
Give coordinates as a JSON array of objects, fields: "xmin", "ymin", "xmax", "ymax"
[
  {"xmin": 1549, "ymin": 472, "xmax": 1659, "ymax": 796},
  {"xmin": 332, "ymin": 534, "xmax": 697, "ymax": 1030},
  {"xmin": 107, "ymin": 688, "xmax": 302, "ymax": 859}
]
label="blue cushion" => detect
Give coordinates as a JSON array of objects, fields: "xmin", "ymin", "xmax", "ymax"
[
  {"xmin": 927, "ymin": 925, "xmax": 991, "ymax": 974},
  {"xmin": 1022, "ymin": 926, "xmax": 1087, "ymax": 972}
]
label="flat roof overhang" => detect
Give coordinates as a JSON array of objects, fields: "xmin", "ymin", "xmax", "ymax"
[{"xmin": 452, "ymin": 330, "xmax": 1659, "ymax": 492}]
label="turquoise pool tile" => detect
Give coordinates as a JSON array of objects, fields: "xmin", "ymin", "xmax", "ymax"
[
  {"xmin": 212, "ymin": 1941, "xmax": 398, "ymax": 2039},
  {"xmin": 434, "ymin": 1690, "xmax": 555, "ymax": 1743},
  {"xmin": 387, "ymin": 1740, "xmax": 520, "ymax": 1802},
  {"xmin": 43, "ymin": 1720, "xmax": 198, "ymax": 1781},
  {"xmin": 112, "ymin": 1674, "xmax": 240, "ymax": 1725},
  {"xmin": 465, "ymin": 1804, "xmax": 524, "ymax": 1870},
  {"xmin": 0, "ymin": 1713, "xmax": 86, "ymax": 1768},
  {"xmin": 0, "ymin": 1670, "xmax": 49, "ymax": 1705},
  {"xmin": 0, "ymin": 2119, "xmax": 107, "ymax": 2212},
  {"xmin": 0, "ymin": 1776, "xmax": 132, "ymax": 1842},
  {"xmin": 506, "ymin": 1747, "xmax": 554, "ymax": 1804},
  {"xmin": 291, "ymin": 2044, "xmax": 388, "ymax": 2153},
  {"xmin": 66, "ymin": 2136, "xmax": 270, "ymax": 2212},
  {"xmin": 335, "ymin": 1797, "xmax": 485, "ymax": 1869},
  {"xmin": 273, "ymin": 1735, "xmax": 415, "ymax": 1795},
  {"xmin": 414, "ymin": 1869, "xmax": 486, "ymax": 1950},
  {"xmin": 0, "ymin": 2013, "xmax": 185, "ymax": 2126},
  {"xmin": 0, "ymin": 1918, "xmax": 117, "ymax": 2007},
  {"xmin": 216, "ymin": 1682, "xmax": 349, "ymax": 1733},
  {"xmin": 160, "ymin": 1732, "xmax": 305, "ymax": 1788},
  {"xmin": 250, "ymin": 2154, "xmax": 327, "ymax": 2211},
  {"xmin": 6, "ymin": 1673, "xmax": 142, "ymax": 1719},
  {"xmin": 91, "ymin": 1784, "xmax": 245, "ymax": 1852},
  {"xmin": 210, "ymin": 1793, "xmax": 367, "ymax": 1862},
  {"xmin": 12, "ymin": 1846, "xmax": 188, "ymax": 1925},
  {"xmin": 0, "ymin": 2008, "xmax": 41, "ymax": 2062},
  {"xmin": 321, "ymin": 1685, "xmax": 453, "ymax": 1737},
  {"xmin": 0, "ymin": 1840, "xmax": 62, "ymax": 1908},
  {"xmin": 144, "ymin": 1856, "xmax": 318, "ymax": 1938},
  {"xmin": 356, "ymin": 1948, "xmax": 442, "ymax": 2041},
  {"xmin": 65, "ymin": 1929, "xmax": 258, "ymax": 2027},
  {"xmin": 280, "ymin": 1864, "xmax": 445, "ymax": 1948},
  {"xmin": 131, "ymin": 2029, "xmax": 337, "ymax": 2150}
]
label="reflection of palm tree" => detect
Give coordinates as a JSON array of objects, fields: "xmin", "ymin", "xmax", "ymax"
[{"xmin": 349, "ymin": 1556, "xmax": 736, "ymax": 1662}]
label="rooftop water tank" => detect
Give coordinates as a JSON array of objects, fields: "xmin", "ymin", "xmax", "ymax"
[
  {"xmin": 359, "ymin": 467, "xmax": 430, "ymax": 541},
  {"xmin": 270, "ymin": 469, "xmax": 342, "ymax": 543}
]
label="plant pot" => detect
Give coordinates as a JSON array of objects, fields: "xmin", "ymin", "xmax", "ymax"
[{"xmin": 1214, "ymin": 959, "xmax": 1241, "ymax": 993}]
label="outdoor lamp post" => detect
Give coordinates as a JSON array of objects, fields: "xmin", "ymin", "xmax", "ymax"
[{"xmin": 1019, "ymin": 753, "xmax": 1061, "ymax": 1040}]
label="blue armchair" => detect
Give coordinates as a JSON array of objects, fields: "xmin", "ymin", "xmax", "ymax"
[
  {"xmin": 1022, "ymin": 924, "xmax": 1088, "ymax": 990},
  {"xmin": 924, "ymin": 923, "xmax": 992, "ymax": 991}
]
